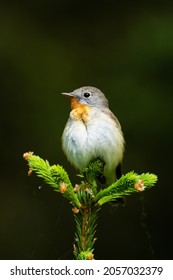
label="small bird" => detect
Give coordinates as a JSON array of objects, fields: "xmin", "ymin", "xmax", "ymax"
[{"xmin": 61, "ymin": 86, "xmax": 125, "ymax": 186}]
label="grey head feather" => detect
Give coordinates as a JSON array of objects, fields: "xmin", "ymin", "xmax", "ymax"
[{"xmin": 72, "ymin": 86, "xmax": 109, "ymax": 108}]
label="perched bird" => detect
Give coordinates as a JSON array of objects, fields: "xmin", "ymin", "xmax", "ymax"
[{"xmin": 61, "ymin": 86, "xmax": 125, "ymax": 186}]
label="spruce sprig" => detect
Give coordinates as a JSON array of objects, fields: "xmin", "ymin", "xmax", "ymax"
[
  {"xmin": 94, "ymin": 172, "xmax": 158, "ymax": 205},
  {"xmin": 23, "ymin": 152, "xmax": 81, "ymax": 208},
  {"xmin": 23, "ymin": 152, "xmax": 158, "ymax": 260}
]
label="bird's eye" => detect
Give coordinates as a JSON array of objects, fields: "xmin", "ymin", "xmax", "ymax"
[{"xmin": 83, "ymin": 92, "xmax": 91, "ymax": 98}]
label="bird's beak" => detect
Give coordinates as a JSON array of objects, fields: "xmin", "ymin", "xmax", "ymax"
[{"xmin": 61, "ymin": 92, "xmax": 74, "ymax": 98}]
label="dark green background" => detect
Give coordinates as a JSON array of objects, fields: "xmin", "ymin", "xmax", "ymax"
[{"xmin": 0, "ymin": 0, "xmax": 173, "ymax": 259}]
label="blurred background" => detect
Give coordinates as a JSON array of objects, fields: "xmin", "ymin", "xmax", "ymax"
[{"xmin": 0, "ymin": 0, "xmax": 173, "ymax": 260}]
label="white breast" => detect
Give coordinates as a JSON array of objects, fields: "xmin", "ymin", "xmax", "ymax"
[{"xmin": 62, "ymin": 108, "xmax": 124, "ymax": 183}]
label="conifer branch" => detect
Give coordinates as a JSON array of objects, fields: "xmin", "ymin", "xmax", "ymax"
[
  {"xmin": 23, "ymin": 152, "xmax": 81, "ymax": 208},
  {"xmin": 94, "ymin": 172, "xmax": 158, "ymax": 205},
  {"xmin": 23, "ymin": 152, "xmax": 158, "ymax": 259}
]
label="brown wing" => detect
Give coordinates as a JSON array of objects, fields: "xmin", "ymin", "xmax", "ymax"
[{"xmin": 101, "ymin": 108, "xmax": 122, "ymax": 129}]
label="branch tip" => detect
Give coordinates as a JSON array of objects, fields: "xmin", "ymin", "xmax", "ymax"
[
  {"xmin": 59, "ymin": 182, "xmax": 68, "ymax": 193},
  {"xmin": 87, "ymin": 253, "xmax": 94, "ymax": 260},
  {"xmin": 23, "ymin": 151, "xmax": 34, "ymax": 161},
  {"xmin": 28, "ymin": 167, "xmax": 33, "ymax": 176},
  {"xmin": 134, "ymin": 179, "xmax": 145, "ymax": 192},
  {"xmin": 72, "ymin": 207, "xmax": 80, "ymax": 214},
  {"xmin": 74, "ymin": 184, "xmax": 81, "ymax": 192}
]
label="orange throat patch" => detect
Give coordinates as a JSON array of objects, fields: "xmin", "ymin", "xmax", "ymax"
[{"xmin": 70, "ymin": 97, "xmax": 91, "ymax": 123}]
